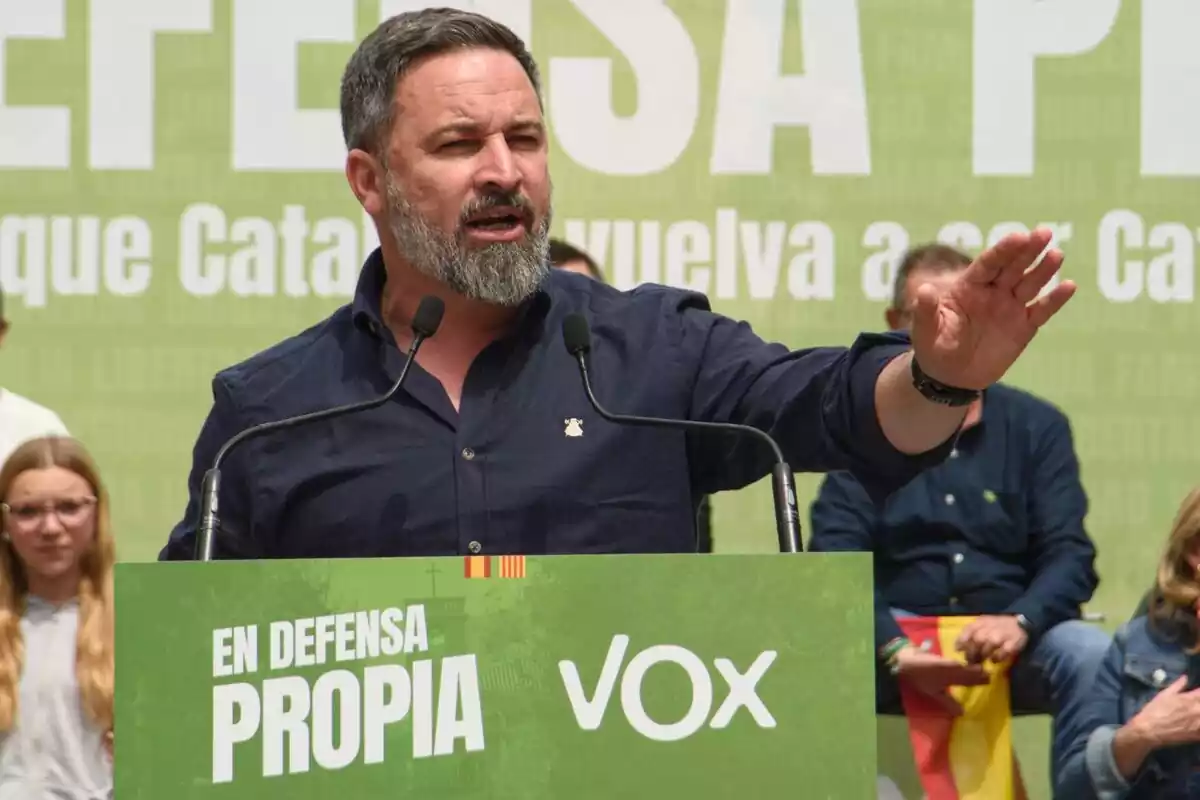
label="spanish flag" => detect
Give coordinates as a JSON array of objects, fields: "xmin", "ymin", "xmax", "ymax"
[
  {"xmin": 464, "ymin": 555, "xmax": 490, "ymax": 578},
  {"xmin": 895, "ymin": 616, "xmax": 1028, "ymax": 800}
]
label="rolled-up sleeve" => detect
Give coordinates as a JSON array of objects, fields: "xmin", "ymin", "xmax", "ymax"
[
  {"xmin": 1084, "ymin": 725, "xmax": 1132, "ymax": 799},
  {"xmin": 676, "ymin": 292, "xmax": 953, "ymax": 502}
]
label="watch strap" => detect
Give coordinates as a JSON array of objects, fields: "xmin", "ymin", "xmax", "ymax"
[{"xmin": 910, "ymin": 356, "xmax": 981, "ymax": 407}]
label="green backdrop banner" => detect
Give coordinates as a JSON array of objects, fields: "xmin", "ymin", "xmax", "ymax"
[
  {"xmin": 114, "ymin": 553, "xmax": 874, "ymax": 796},
  {"xmin": 8, "ymin": 3, "xmax": 1191, "ymax": 797},
  {"xmin": 1, "ymin": 0, "xmax": 1194, "ymax": 670}
]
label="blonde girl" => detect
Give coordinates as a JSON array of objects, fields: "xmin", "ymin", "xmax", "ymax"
[{"xmin": 0, "ymin": 436, "xmax": 114, "ymax": 799}]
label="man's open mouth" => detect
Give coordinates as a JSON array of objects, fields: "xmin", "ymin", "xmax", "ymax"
[{"xmin": 465, "ymin": 207, "xmax": 527, "ymax": 232}]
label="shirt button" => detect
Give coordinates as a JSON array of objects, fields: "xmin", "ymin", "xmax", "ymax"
[
  {"xmin": 461, "ymin": 447, "xmax": 475, "ymax": 461},
  {"xmin": 950, "ymin": 448, "xmax": 959, "ymax": 459},
  {"xmin": 944, "ymin": 494, "xmax": 955, "ymax": 506},
  {"xmin": 953, "ymin": 552, "xmax": 964, "ymax": 564},
  {"xmin": 468, "ymin": 540, "xmax": 482, "ymax": 554},
  {"xmin": 1152, "ymin": 668, "xmax": 1167, "ymax": 686},
  {"xmin": 949, "ymin": 596, "xmax": 959, "ymax": 605}
]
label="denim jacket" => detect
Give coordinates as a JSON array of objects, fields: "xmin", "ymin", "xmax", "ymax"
[{"xmin": 1056, "ymin": 614, "xmax": 1200, "ymax": 798}]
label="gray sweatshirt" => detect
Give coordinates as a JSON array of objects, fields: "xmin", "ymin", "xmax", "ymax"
[{"xmin": 0, "ymin": 595, "xmax": 112, "ymax": 799}]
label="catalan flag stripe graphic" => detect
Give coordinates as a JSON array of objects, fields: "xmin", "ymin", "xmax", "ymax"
[
  {"xmin": 895, "ymin": 616, "xmax": 1026, "ymax": 800},
  {"xmin": 463, "ymin": 555, "xmax": 490, "ymax": 579},
  {"xmin": 499, "ymin": 555, "xmax": 526, "ymax": 578}
]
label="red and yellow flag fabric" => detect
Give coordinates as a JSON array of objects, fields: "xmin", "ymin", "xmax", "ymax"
[
  {"xmin": 895, "ymin": 616, "xmax": 1028, "ymax": 800},
  {"xmin": 463, "ymin": 555, "xmax": 527, "ymax": 579},
  {"xmin": 463, "ymin": 555, "xmax": 491, "ymax": 579},
  {"xmin": 498, "ymin": 555, "xmax": 526, "ymax": 578}
]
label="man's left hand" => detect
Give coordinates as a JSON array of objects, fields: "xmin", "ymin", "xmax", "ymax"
[
  {"xmin": 909, "ymin": 227, "xmax": 1075, "ymax": 391},
  {"xmin": 955, "ymin": 615, "xmax": 1029, "ymax": 664}
]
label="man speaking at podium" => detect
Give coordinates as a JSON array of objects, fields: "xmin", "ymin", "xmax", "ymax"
[{"xmin": 159, "ymin": 9, "xmax": 1074, "ymax": 561}]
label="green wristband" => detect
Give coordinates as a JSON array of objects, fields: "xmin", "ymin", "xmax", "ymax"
[{"xmin": 879, "ymin": 636, "xmax": 910, "ymax": 663}]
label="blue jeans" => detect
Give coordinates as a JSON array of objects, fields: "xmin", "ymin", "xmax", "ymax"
[{"xmin": 877, "ymin": 613, "xmax": 1112, "ymax": 785}]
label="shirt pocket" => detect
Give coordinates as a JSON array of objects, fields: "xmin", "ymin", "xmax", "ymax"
[
  {"xmin": 968, "ymin": 487, "xmax": 1028, "ymax": 555},
  {"xmin": 1122, "ymin": 652, "xmax": 1187, "ymax": 718}
]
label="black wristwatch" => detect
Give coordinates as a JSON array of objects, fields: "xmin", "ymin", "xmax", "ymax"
[{"xmin": 910, "ymin": 356, "xmax": 981, "ymax": 407}]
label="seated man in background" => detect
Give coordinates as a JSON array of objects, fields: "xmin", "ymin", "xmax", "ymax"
[
  {"xmin": 548, "ymin": 238, "xmax": 604, "ymax": 281},
  {"xmin": 809, "ymin": 243, "xmax": 1110, "ymax": 784},
  {"xmin": 0, "ymin": 284, "xmax": 69, "ymax": 466},
  {"xmin": 547, "ymin": 238, "xmax": 714, "ymax": 552}
]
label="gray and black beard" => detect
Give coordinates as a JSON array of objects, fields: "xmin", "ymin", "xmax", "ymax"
[{"xmin": 385, "ymin": 174, "xmax": 551, "ymax": 307}]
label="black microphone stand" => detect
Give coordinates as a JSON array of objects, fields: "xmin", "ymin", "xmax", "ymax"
[
  {"xmin": 193, "ymin": 298, "xmax": 444, "ymax": 561},
  {"xmin": 564, "ymin": 318, "xmax": 802, "ymax": 553}
]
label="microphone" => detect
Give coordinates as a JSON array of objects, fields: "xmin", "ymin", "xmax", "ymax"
[
  {"xmin": 561, "ymin": 314, "xmax": 802, "ymax": 554},
  {"xmin": 193, "ymin": 296, "xmax": 446, "ymax": 561}
]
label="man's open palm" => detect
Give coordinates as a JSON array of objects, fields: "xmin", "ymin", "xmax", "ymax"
[{"xmin": 910, "ymin": 228, "xmax": 1076, "ymax": 390}]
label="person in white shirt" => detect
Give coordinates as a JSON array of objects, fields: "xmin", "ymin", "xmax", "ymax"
[
  {"xmin": 0, "ymin": 435, "xmax": 114, "ymax": 799},
  {"xmin": 0, "ymin": 287, "xmax": 68, "ymax": 468}
]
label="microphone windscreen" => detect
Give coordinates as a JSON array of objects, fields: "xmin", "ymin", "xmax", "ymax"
[
  {"xmin": 412, "ymin": 296, "xmax": 445, "ymax": 338},
  {"xmin": 562, "ymin": 314, "xmax": 592, "ymax": 355}
]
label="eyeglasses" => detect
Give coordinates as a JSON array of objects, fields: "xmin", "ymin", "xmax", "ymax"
[{"xmin": 1, "ymin": 497, "xmax": 97, "ymax": 529}]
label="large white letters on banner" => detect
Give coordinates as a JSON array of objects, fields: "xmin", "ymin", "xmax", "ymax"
[
  {"xmin": 973, "ymin": 0, "xmax": 1120, "ymax": 175},
  {"xmin": 379, "ymin": 1, "xmax": 532, "ymax": 45},
  {"xmin": 0, "ymin": 1, "xmax": 69, "ymax": 169},
  {"xmin": 711, "ymin": 0, "xmax": 870, "ymax": 175},
  {"xmin": 1141, "ymin": 0, "xmax": 1200, "ymax": 176},
  {"xmin": 232, "ymin": 0, "xmax": 355, "ymax": 171},
  {"xmin": 89, "ymin": 0, "xmax": 213, "ymax": 170},
  {"xmin": 550, "ymin": 0, "xmax": 699, "ymax": 176}
]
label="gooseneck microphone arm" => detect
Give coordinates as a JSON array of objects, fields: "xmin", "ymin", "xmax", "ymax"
[
  {"xmin": 561, "ymin": 314, "xmax": 802, "ymax": 554},
  {"xmin": 193, "ymin": 296, "xmax": 446, "ymax": 561}
]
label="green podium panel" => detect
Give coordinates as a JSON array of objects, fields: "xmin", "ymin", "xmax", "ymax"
[{"xmin": 115, "ymin": 553, "xmax": 873, "ymax": 798}]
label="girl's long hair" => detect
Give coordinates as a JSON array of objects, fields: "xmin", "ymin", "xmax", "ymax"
[
  {"xmin": 1148, "ymin": 487, "xmax": 1200, "ymax": 651},
  {"xmin": 0, "ymin": 436, "xmax": 114, "ymax": 731}
]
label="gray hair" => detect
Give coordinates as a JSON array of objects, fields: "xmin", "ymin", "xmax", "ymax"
[{"xmin": 339, "ymin": 8, "xmax": 542, "ymax": 159}]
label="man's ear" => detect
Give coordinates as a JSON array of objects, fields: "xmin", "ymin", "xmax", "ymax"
[
  {"xmin": 884, "ymin": 308, "xmax": 905, "ymax": 332},
  {"xmin": 345, "ymin": 149, "xmax": 387, "ymax": 217}
]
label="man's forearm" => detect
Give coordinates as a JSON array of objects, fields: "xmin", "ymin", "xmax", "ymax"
[{"xmin": 875, "ymin": 351, "xmax": 968, "ymax": 454}]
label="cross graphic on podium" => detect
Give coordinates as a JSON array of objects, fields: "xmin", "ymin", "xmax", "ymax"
[{"xmin": 425, "ymin": 561, "xmax": 441, "ymax": 596}]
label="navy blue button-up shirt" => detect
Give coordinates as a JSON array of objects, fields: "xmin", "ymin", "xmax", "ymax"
[
  {"xmin": 160, "ymin": 249, "xmax": 952, "ymax": 560},
  {"xmin": 809, "ymin": 383, "xmax": 1099, "ymax": 651}
]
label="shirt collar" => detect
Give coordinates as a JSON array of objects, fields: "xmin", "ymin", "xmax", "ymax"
[
  {"xmin": 24, "ymin": 593, "xmax": 79, "ymax": 617},
  {"xmin": 351, "ymin": 246, "xmax": 554, "ymax": 341},
  {"xmin": 949, "ymin": 389, "xmax": 994, "ymax": 443},
  {"xmin": 350, "ymin": 248, "xmax": 388, "ymax": 335}
]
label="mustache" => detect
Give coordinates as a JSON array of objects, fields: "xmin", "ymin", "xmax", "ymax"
[{"xmin": 459, "ymin": 191, "xmax": 535, "ymax": 225}]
